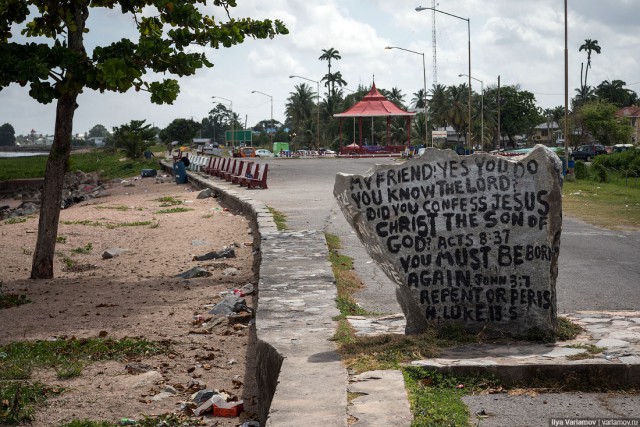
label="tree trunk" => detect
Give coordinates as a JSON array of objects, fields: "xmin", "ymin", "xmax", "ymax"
[
  {"xmin": 30, "ymin": 94, "xmax": 78, "ymax": 279},
  {"xmin": 30, "ymin": 1, "xmax": 87, "ymax": 280}
]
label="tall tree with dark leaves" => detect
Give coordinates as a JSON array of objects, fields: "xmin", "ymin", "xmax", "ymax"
[
  {"xmin": 319, "ymin": 48, "xmax": 341, "ymax": 93},
  {"xmin": 0, "ymin": 1, "xmax": 287, "ymax": 279},
  {"xmin": 579, "ymin": 39, "xmax": 601, "ymax": 94},
  {"xmin": 0, "ymin": 122, "xmax": 16, "ymax": 146}
]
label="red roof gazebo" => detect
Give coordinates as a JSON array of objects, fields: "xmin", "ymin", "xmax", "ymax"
[{"xmin": 333, "ymin": 82, "xmax": 416, "ymax": 150}]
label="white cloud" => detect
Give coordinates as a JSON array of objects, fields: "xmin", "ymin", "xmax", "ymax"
[{"xmin": 1, "ymin": 0, "xmax": 639, "ymax": 135}]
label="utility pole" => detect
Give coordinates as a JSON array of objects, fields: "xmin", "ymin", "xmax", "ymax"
[{"xmin": 497, "ymin": 75, "xmax": 501, "ymax": 151}]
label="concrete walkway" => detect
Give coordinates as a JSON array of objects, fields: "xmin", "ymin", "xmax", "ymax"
[{"xmin": 178, "ymin": 164, "xmax": 640, "ymax": 426}]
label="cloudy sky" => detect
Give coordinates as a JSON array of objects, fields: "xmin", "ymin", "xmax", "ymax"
[{"xmin": 1, "ymin": 0, "xmax": 639, "ymax": 136}]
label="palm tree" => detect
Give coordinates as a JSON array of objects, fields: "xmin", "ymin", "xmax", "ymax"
[
  {"xmin": 579, "ymin": 39, "xmax": 601, "ymax": 92},
  {"xmin": 322, "ymin": 71, "xmax": 347, "ymax": 91},
  {"xmin": 596, "ymin": 79, "xmax": 638, "ymax": 107},
  {"xmin": 383, "ymin": 87, "xmax": 406, "ymax": 109},
  {"xmin": 319, "ymin": 48, "xmax": 341, "ymax": 93},
  {"xmin": 286, "ymin": 83, "xmax": 317, "ymax": 147},
  {"xmin": 428, "ymin": 84, "xmax": 449, "ymax": 128},
  {"xmin": 411, "ymin": 89, "xmax": 427, "ymax": 110},
  {"xmin": 446, "ymin": 84, "xmax": 469, "ymax": 142},
  {"xmin": 573, "ymin": 85, "xmax": 596, "ymax": 109}
]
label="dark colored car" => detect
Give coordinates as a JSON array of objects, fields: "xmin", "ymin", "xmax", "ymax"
[{"xmin": 570, "ymin": 144, "xmax": 606, "ymax": 161}]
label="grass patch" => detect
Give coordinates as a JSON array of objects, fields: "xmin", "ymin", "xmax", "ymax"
[
  {"xmin": 106, "ymin": 221, "xmax": 153, "ymax": 228},
  {"xmin": 71, "ymin": 243, "xmax": 93, "ymax": 254},
  {"xmin": 267, "ymin": 206, "xmax": 288, "ymax": 230},
  {"xmin": 155, "ymin": 207, "xmax": 193, "ymax": 214},
  {"xmin": 555, "ymin": 317, "xmax": 583, "ymax": 341},
  {"xmin": 59, "ymin": 420, "xmax": 117, "ymax": 427},
  {"xmin": 0, "ymin": 381, "xmax": 63, "ymax": 425},
  {"xmin": 56, "ymin": 236, "xmax": 67, "ymax": 244},
  {"xmin": 564, "ymin": 343, "xmax": 604, "ymax": 361},
  {"xmin": 3, "ymin": 217, "xmax": 28, "ymax": 225},
  {"xmin": 94, "ymin": 205, "xmax": 131, "ymax": 211},
  {"xmin": 403, "ymin": 367, "xmax": 498, "ymax": 427},
  {"xmin": 21, "ymin": 247, "xmax": 32, "ymax": 256},
  {"xmin": 324, "ymin": 232, "xmax": 370, "ymax": 318},
  {"xmin": 60, "ymin": 220, "xmax": 153, "ymax": 229},
  {"xmin": 0, "ymin": 149, "xmax": 161, "ymax": 181},
  {"xmin": 0, "ymin": 337, "xmax": 167, "ymax": 425},
  {"xmin": 155, "ymin": 196, "xmax": 183, "ymax": 207},
  {"xmin": 563, "ymin": 180, "xmax": 640, "ymax": 230},
  {"xmin": 61, "ymin": 220, "xmax": 103, "ymax": 227},
  {"xmin": 0, "ymin": 282, "xmax": 31, "ymax": 310},
  {"xmin": 62, "ymin": 257, "xmax": 76, "ymax": 269}
]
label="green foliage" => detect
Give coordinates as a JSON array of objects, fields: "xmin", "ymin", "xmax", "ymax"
[
  {"xmin": 155, "ymin": 207, "xmax": 192, "ymax": 214},
  {"xmin": 159, "ymin": 118, "xmax": 201, "ymax": 145},
  {"xmin": 0, "ymin": 149, "xmax": 159, "ymax": 180},
  {"xmin": 112, "ymin": 120, "xmax": 156, "ymax": 159},
  {"xmin": 267, "ymin": 206, "xmax": 288, "ymax": 230},
  {"xmin": 71, "ymin": 243, "xmax": 93, "ymax": 254},
  {"xmin": 155, "ymin": 196, "xmax": 183, "ymax": 207},
  {"xmin": 87, "ymin": 124, "xmax": 109, "ymax": 139},
  {"xmin": 0, "ymin": 338, "xmax": 166, "ymax": 425},
  {"xmin": 495, "ymin": 85, "xmax": 540, "ymax": 143},
  {"xmin": 592, "ymin": 163, "xmax": 608, "ymax": 182},
  {"xmin": 0, "ymin": 338, "xmax": 168, "ymax": 381},
  {"xmin": 574, "ymin": 160, "xmax": 589, "ymax": 180},
  {"xmin": 3, "ymin": 216, "xmax": 28, "ymax": 225},
  {"xmin": 0, "ymin": 122, "xmax": 16, "ymax": 146},
  {"xmin": 403, "ymin": 367, "xmax": 498, "ymax": 427},
  {"xmin": 0, "ymin": 281, "xmax": 31, "ymax": 309},
  {"xmin": 0, "ymin": 381, "xmax": 61, "ymax": 425},
  {"xmin": 0, "ymin": 2, "xmax": 288, "ymax": 106},
  {"xmin": 593, "ymin": 149, "xmax": 640, "ymax": 174},
  {"xmin": 581, "ymin": 100, "xmax": 634, "ymax": 146}
]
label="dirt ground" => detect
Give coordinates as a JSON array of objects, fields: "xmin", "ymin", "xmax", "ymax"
[{"xmin": 0, "ymin": 174, "xmax": 259, "ymax": 426}]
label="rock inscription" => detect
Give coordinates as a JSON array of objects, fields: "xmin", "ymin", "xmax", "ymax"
[{"xmin": 334, "ymin": 146, "xmax": 563, "ymax": 336}]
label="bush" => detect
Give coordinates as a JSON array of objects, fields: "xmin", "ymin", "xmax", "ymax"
[
  {"xmin": 574, "ymin": 161, "xmax": 589, "ymax": 180},
  {"xmin": 593, "ymin": 149, "xmax": 640, "ymax": 174},
  {"xmin": 593, "ymin": 163, "xmax": 608, "ymax": 182}
]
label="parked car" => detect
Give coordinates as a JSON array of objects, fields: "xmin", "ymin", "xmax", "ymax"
[
  {"xmin": 255, "ymin": 149, "xmax": 274, "ymax": 157},
  {"xmin": 570, "ymin": 144, "xmax": 606, "ymax": 162},
  {"xmin": 612, "ymin": 144, "xmax": 635, "ymax": 153},
  {"xmin": 233, "ymin": 146, "xmax": 256, "ymax": 158}
]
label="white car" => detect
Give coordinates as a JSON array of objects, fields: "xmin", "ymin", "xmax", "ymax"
[{"xmin": 255, "ymin": 149, "xmax": 274, "ymax": 157}]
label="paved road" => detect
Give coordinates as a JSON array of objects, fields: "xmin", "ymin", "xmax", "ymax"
[
  {"xmin": 249, "ymin": 157, "xmax": 640, "ymax": 314},
  {"xmin": 242, "ymin": 156, "xmax": 639, "ymax": 426}
]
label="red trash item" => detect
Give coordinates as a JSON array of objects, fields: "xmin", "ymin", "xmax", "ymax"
[{"xmin": 213, "ymin": 401, "xmax": 244, "ymax": 417}]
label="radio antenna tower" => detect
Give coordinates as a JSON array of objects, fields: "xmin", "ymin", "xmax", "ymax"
[{"xmin": 432, "ymin": 0, "xmax": 437, "ymax": 85}]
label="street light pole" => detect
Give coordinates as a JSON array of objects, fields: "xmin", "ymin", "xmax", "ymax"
[
  {"xmin": 289, "ymin": 75, "xmax": 320, "ymax": 149},
  {"xmin": 416, "ymin": 6, "xmax": 471, "ymax": 147},
  {"xmin": 564, "ymin": 0, "xmax": 569, "ymax": 175},
  {"xmin": 459, "ymin": 74, "xmax": 483, "ymax": 148},
  {"xmin": 251, "ymin": 90, "xmax": 273, "ymax": 147},
  {"xmin": 385, "ymin": 46, "xmax": 430, "ymax": 147},
  {"xmin": 212, "ymin": 95, "xmax": 234, "ymax": 149}
]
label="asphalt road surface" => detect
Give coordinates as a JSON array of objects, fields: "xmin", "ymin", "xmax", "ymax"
[{"xmin": 249, "ymin": 156, "xmax": 640, "ymax": 315}]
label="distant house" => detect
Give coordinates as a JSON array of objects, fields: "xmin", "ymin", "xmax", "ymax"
[
  {"xmin": 533, "ymin": 121, "xmax": 561, "ymax": 144},
  {"xmin": 615, "ymin": 106, "xmax": 640, "ymax": 144}
]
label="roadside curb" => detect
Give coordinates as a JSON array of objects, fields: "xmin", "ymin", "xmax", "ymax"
[{"xmin": 165, "ymin": 164, "xmax": 348, "ymax": 425}]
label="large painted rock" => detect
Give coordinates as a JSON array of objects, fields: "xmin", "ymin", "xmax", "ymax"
[{"xmin": 334, "ymin": 146, "xmax": 563, "ymax": 337}]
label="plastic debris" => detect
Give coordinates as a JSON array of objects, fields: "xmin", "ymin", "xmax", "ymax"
[
  {"xmin": 192, "ymin": 247, "xmax": 236, "ymax": 261},
  {"xmin": 174, "ymin": 267, "xmax": 211, "ymax": 279},
  {"xmin": 208, "ymin": 295, "xmax": 248, "ymax": 316}
]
